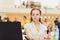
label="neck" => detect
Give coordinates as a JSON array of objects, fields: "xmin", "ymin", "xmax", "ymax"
[
  {"xmin": 33, "ymin": 21, "xmax": 40, "ymax": 32},
  {"xmin": 33, "ymin": 21, "xmax": 40, "ymax": 26}
]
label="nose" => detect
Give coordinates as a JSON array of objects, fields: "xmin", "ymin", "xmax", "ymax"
[{"xmin": 34, "ymin": 14, "xmax": 37, "ymax": 17}]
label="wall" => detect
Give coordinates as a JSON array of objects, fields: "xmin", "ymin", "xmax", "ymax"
[{"xmin": 0, "ymin": 0, "xmax": 60, "ymax": 14}]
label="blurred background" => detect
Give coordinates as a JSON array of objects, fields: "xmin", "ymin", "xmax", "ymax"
[
  {"xmin": 0, "ymin": 0, "xmax": 60, "ymax": 27},
  {"xmin": 0, "ymin": 0, "xmax": 60, "ymax": 40}
]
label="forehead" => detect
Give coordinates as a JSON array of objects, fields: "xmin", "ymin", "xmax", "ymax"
[{"xmin": 32, "ymin": 10, "xmax": 40, "ymax": 14}]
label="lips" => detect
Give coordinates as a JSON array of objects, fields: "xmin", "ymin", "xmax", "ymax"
[{"xmin": 34, "ymin": 18, "xmax": 37, "ymax": 19}]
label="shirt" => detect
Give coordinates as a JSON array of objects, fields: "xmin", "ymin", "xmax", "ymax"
[{"xmin": 24, "ymin": 22, "xmax": 47, "ymax": 38}]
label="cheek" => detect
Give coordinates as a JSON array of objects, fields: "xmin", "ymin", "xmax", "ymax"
[
  {"xmin": 36, "ymin": 16, "xmax": 40, "ymax": 19},
  {"xmin": 32, "ymin": 16, "xmax": 40, "ymax": 20},
  {"xmin": 31, "ymin": 16, "xmax": 35, "ymax": 19}
]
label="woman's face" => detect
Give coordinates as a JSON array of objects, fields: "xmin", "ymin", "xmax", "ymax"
[
  {"xmin": 31, "ymin": 10, "xmax": 40, "ymax": 22},
  {"xmin": 48, "ymin": 24, "xmax": 52, "ymax": 29}
]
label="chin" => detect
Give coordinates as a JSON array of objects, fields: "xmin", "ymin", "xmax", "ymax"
[{"xmin": 34, "ymin": 20, "xmax": 39, "ymax": 22}]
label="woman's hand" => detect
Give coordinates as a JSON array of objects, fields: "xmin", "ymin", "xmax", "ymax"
[
  {"xmin": 33, "ymin": 37, "xmax": 40, "ymax": 40},
  {"xmin": 44, "ymin": 33, "xmax": 51, "ymax": 40}
]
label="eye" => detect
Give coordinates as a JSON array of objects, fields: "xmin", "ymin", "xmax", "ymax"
[
  {"xmin": 36, "ymin": 14, "xmax": 39, "ymax": 16},
  {"xmin": 32, "ymin": 14, "xmax": 35, "ymax": 16}
]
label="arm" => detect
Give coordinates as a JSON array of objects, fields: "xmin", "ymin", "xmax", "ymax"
[
  {"xmin": 24, "ymin": 28, "xmax": 34, "ymax": 40},
  {"xmin": 24, "ymin": 24, "xmax": 40, "ymax": 40}
]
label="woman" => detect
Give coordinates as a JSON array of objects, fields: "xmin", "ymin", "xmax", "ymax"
[
  {"xmin": 24, "ymin": 8, "xmax": 47, "ymax": 40},
  {"xmin": 44, "ymin": 18, "xmax": 50, "ymax": 27},
  {"xmin": 45, "ymin": 24, "xmax": 53, "ymax": 40}
]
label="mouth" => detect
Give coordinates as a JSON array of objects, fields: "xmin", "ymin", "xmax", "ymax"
[{"xmin": 34, "ymin": 17, "xmax": 37, "ymax": 19}]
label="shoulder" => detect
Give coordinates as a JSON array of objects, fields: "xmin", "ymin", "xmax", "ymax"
[
  {"xmin": 24, "ymin": 23, "xmax": 32, "ymax": 29},
  {"xmin": 40, "ymin": 23, "xmax": 47, "ymax": 30}
]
